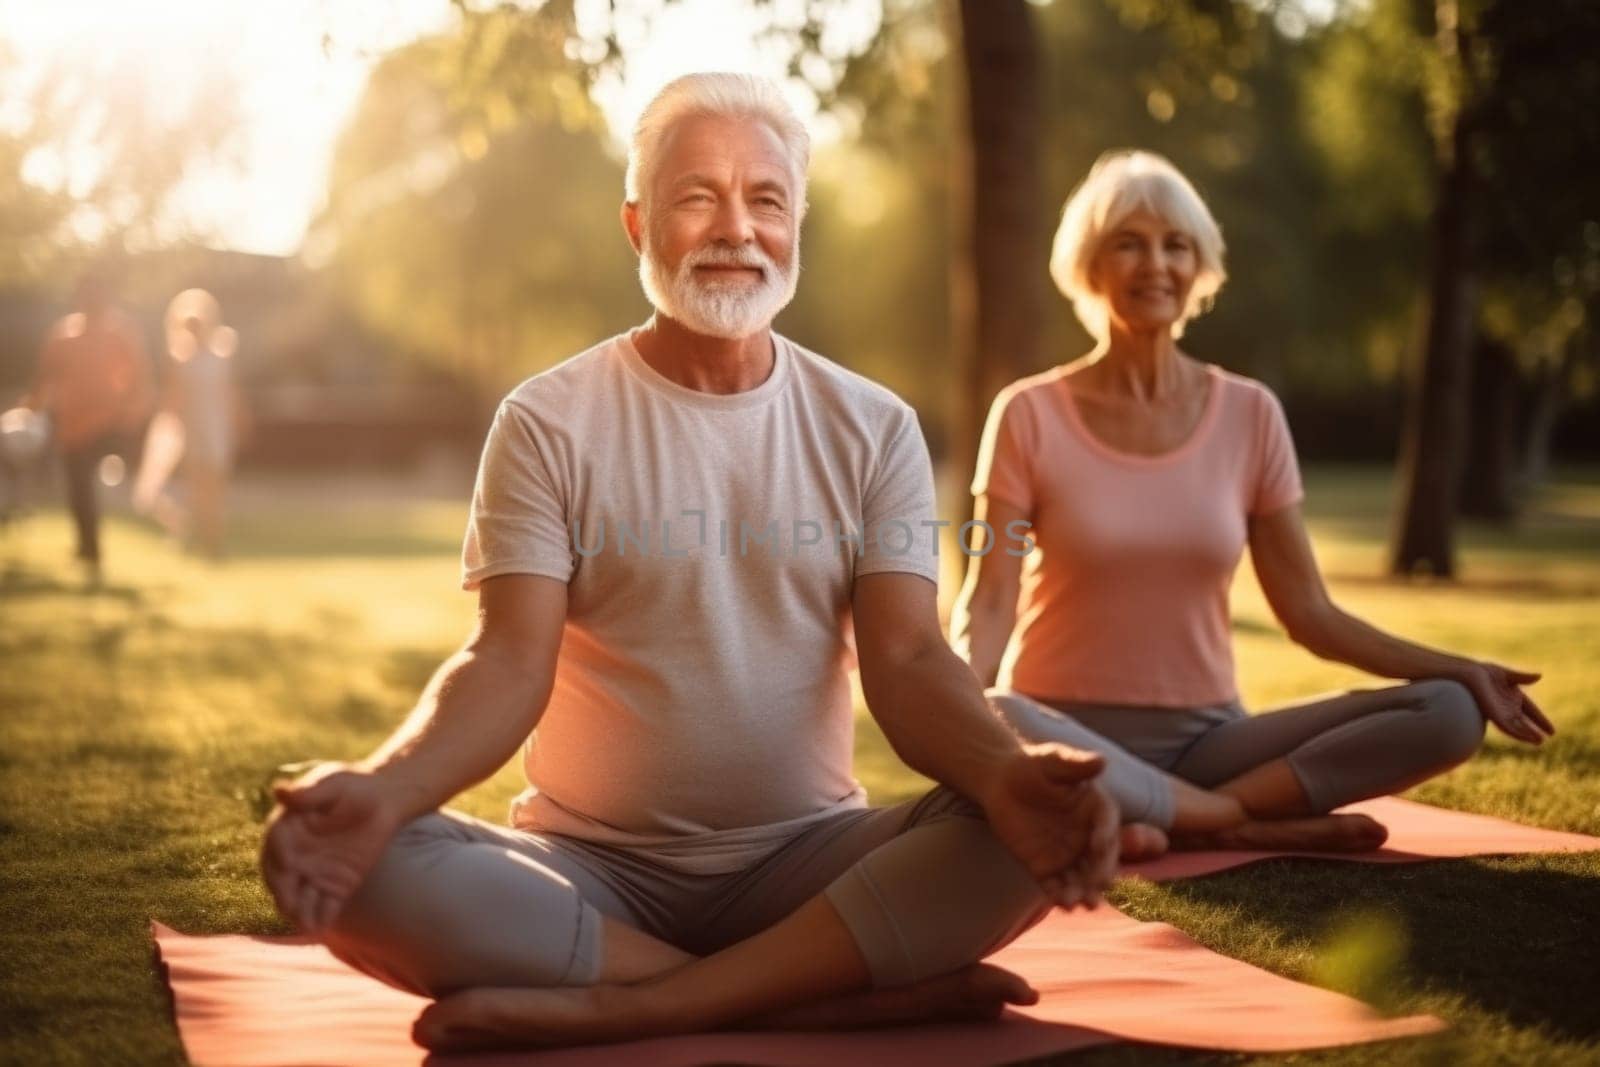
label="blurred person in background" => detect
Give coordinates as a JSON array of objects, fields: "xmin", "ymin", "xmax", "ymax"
[
  {"xmin": 0, "ymin": 405, "xmax": 53, "ymax": 522},
  {"xmin": 135, "ymin": 288, "xmax": 248, "ymax": 558},
  {"xmin": 16, "ymin": 268, "xmax": 153, "ymax": 584}
]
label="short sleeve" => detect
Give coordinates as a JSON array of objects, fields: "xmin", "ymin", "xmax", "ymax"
[
  {"xmin": 461, "ymin": 401, "xmax": 575, "ymax": 590},
  {"xmin": 1250, "ymin": 386, "xmax": 1304, "ymax": 516},
  {"xmin": 970, "ymin": 387, "xmax": 1035, "ymax": 512},
  {"xmin": 855, "ymin": 407, "xmax": 940, "ymax": 585}
]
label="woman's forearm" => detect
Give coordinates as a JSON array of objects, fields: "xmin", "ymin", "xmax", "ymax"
[
  {"xmin": 950, "ymin": 589, "xmax": 1016, "ymax": 688},
  {"xmin": 1294, "ymin": 601, "xmax": 1472, "ymax": 682}
]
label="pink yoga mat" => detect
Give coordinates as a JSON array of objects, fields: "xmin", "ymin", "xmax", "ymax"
[
  {"xmin": 155, "ymin": 799, "xmax": 1599, "ymax": 1067},
  {"xmin": 152, "ymin": 909, "xmax": 1441, "ymax": 1067},
  {"xmin": 1124, "ymin": 795, "xmax": 1600, "ymax": 881}
]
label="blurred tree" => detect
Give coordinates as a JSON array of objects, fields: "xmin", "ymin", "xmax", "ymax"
[
  {"xmin": 1462, "ymin": 0, "xmax": 1600, "ymax": 518},
  {"xmin": 0, "ymin": 95, "xmax": 75, "ymax": 286},
  {"xmin": 943, "ymin": 0, "xmax": 1045, "ymax": 491},
  {"xmin": 1108, "ymin": 0, "xmax": 1600, "ymax": 575},
  {"xmin": 1377, "ymin": 0, "xmax": 1480, "ymax": 576},
  {"xmin": 1343, "ymin": 0, "xmax": 1600, "ymax": 573},
  {"xmin": 0, "ymin": 48, "xmax": 241, "ymax": 285},
  {"xmin": 311, "ymin": 17, "xmax": 642, "ymax": 407},
  {"xmin": 784, "ymin": 1, "xmax": 955, "ymax": 423}
]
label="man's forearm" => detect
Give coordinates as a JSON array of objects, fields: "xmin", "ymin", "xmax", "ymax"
[
  {"xmin": 357, "ymin": 645, "xmax": 551, "ymax": 823},
  {"xmin": 862, "ymin": 640, "xmax": 1021, "ymax": 806}
]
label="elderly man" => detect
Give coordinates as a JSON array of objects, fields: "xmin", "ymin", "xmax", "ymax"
[{"xmin": 261, "ymin": 72, "xmax": 1120, "ymax": 1052}]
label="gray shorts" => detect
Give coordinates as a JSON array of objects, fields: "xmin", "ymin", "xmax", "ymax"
[{"xmin": 319, "ymin": 786, "xmax": 1049, "ymax": 998}]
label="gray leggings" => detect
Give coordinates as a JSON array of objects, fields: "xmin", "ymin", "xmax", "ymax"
[
  {"xmin": 990, "ymin": 679, "xmax": 1486, "ymax": 829},
  {"xmin": 322, "ymin": 787, "xmax": 1047, "ymax": 998}
]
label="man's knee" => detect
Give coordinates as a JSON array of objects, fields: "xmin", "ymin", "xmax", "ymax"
[
  {"xmin": 826, "ymin": 815, "xmax": 1047, "ymax": 989},
  {"xmin": 1413, "ymin": 678, "xmax": 1487, "ymax": 766},
  {"xmin": 331, "ymin": 811, "xmax": 460, "ymax": 921},
  {"xmin": 317, "ymin": 812, "xmax": 466, "ymax": 996}
]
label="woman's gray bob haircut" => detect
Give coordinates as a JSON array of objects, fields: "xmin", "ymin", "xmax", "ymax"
[
  {"xmin": 625, "ymin": 73, "xmax": 811, "ymax": 213},
  {"xmin": 1050, "ymin": 150, "xmax": 1227, "ymax": 343}
]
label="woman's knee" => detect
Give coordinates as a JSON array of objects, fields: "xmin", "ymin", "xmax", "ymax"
[
  {"xmin": 985, "ymin": 688, "xmax": 1048, "ymax": 736},
  {"xmin": 985, "ymin": 688, "xmax": 1100, "ymax": 751},
  {"xmin": 1412, "ymin": 678, "xmax": 1487, "ymax": 765}
]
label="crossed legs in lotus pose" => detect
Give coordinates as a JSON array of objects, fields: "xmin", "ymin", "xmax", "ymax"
[
  {"xmin": 992, "ymin": 678, "xmax": 1489, "ymax": 851},
  {"xmin": 295, "ymin": 755, "xmax": 1115, "ymax": 1052}
]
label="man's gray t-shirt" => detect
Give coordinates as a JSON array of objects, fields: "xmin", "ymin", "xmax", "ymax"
[{"xmin": 461, "ymin": 331, "xmax": 939, "ymax": 873}]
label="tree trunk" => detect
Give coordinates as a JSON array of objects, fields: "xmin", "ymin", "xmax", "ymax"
[
  {"xmin": 949, "ymin": 0, "xmax": 1044, "ymax": 511},
  {"xmin": 1519, "ymin": 342, "xmax": 1577, "ymax": 492},
  {"xmin": 1389, "ymin": 110, "xmax": 1479, "ymax": 577},
  {"xmin": 1458, "ymin": 336, "xmax": 1519, "ymax": 521}
]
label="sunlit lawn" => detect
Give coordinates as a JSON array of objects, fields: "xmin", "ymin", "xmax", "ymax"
[{"xmin": 1, "ymin": 465, "xmax": 1597, "ymax": 1065}]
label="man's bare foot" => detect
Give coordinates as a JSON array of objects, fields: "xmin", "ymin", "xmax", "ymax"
[
  {"xmin": 1171, "ymin": 813, "xmax": 1388, "ymax": 853},
  {"xmin": 747, "ymin": 963, "xmax": 1037, "ymax": 1030},
  {"xmin": 414, "ymin": 984, "xmax": 646, "ymax": 1052},
  {"xmin": 412, "ymin": 964, "xmax": 1040, "ymax": 1051},
  {"xmin": 1119, "ymin": 823, "xmax": 1169, "ymax": 862}
]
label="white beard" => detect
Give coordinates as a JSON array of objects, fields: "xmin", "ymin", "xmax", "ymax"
[{"xmin": 639, "ymin": 236, "xmax": 799, "ymax": 340}]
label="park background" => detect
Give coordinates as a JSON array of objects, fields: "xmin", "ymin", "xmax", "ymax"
[{"xmin": 1, "ymin": 1, "xmax": 1598, "ymax": 1064}]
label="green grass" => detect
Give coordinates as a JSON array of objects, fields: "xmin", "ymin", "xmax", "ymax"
[{"xmin": 1, "ymin": 466, "xmax": 1598, "ymax": 1065}]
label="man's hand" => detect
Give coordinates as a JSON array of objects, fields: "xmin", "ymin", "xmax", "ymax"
[
  {"xmin": 978, "ymin": 743, "xmax": 1120, "ymax": 910},
  {"xmin": 1452, "ymin": 661, "xmax": 1554, "ymax": 745},
  {"xmin": 260, "ymin": 762, "xmax": 405, "ymax": 935}
]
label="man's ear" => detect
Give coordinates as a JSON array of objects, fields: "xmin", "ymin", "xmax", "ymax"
[{"xmin": 621, "ymin": 201, "xmax": 644, "ymax": 255}]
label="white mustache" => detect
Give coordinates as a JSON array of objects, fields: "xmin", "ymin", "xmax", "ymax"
[{"xmin": 684, "ymin": 246, "xmax": 777, "ymax": 273}]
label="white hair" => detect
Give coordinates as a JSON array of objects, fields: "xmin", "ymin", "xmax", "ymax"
[
  {"xmin": 1049, "ymin": 150, "xmax": 1227, "ymax": 343},
  {"xmin": 625, "ymin": 72, "xmax": 810, "ymax": 214}
]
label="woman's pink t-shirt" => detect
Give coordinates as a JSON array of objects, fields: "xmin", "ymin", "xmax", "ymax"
[{"xmin": 972, "ymin": 363, "xmax": 1304, "ymax": 708}]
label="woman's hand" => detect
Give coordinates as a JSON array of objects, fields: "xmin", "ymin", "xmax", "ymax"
[{"xmin": 1451, "ymin": 662, "xmax": 1555, "ymax": 744}]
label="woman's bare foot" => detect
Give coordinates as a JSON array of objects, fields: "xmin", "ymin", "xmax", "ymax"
[
  {"xmin": 748, "ymin": 963, "xmax": 1037, "ymax": 1030},
  {"xmin": 1171, "ymin": 813, "xmax": 1388, "ymax": 853},
  {"xmin": 1119, "ymin": 822, "xmax": 1169, "ymax": 862}
]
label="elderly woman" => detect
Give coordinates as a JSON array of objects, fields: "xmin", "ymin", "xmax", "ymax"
[{"xmin": 952, "ymin": 150, "xmax": 1553, "ymax": 849}]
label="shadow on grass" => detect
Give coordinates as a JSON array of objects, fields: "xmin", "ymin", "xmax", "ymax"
[
  {"xmin": 1131, "ymin": 857, "xmax": 1600, "ymax": 1046},
  {"xmin": 0, "ymin": 562, "xmax": 145, "ymax": 603}
]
